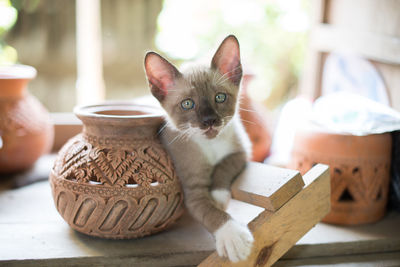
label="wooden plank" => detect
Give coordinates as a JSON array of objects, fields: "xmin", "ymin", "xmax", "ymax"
[
  {"xmin": 276, "ymin": 251, "xmax": 400, "ymax": 267},
  {"xmin": 297, "ymin": 0, "xmax": 326, "ymax": 100},
  {"xmin": 311, "ymin": 24, "xmax": 400, "ymax": 65},
  {"xmin": 231, "ymin": 162, "xmax": 304, "ymax": 211},
  {"xmin": 50, "ymin": 113, "xmax": 82, "ymax": 152},
  {"xmin": 283, "ymin": 211, "xmax": 400, "ymax": 259},
  {"xmin": 199, "ymin": 164, "xmax": 331, "ymax": 267}
]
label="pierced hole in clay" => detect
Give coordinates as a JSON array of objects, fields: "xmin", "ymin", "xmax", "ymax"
[
  {"xmin": 374, "ymin": 167, "xmax": 378, "ymax": 173},
  {"xmin": 338, "ymin": 188, "xmax": 355, "ymax": 202},
  {"xmin": 151, "ymin": 181, "xmax": 159, "ymax": 186},
  {"xmin": 352, "ymin": 167, "xmax": 360, "ymax": 175},
  {"xmin": 88, "ymin": 176, "xmax": 101, "ymax": 183},
  {"xmin": 126, "ymin": 177, "xmax": 137, "ymax": 185},
  {"xmin": 334, "ymin": 168, "xmax": 342, "ymax": 175},
  {"xmin": 125, "ymin": 184, "xmax": 139, "ymax": 188},
  {"xmin": 65, "ymin": 172, "xmax": 78, "ymax": 182},
  {"xmin": 126, "ymin": 179, "xmax": 140, "ymax": 187}
]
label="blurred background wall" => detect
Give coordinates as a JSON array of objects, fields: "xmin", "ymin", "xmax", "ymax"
[
  {"xmin": 3, "ymin": 0, "xmax": 162, "ymax": 112},
  {"xmin": 1, "ymin": 0, "xmax": 309, "ymax": 112}
]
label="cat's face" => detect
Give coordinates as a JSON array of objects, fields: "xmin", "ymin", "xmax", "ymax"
[{"xmin": 145, "ymin": 35, "xmax": 242, "ymax": 139}]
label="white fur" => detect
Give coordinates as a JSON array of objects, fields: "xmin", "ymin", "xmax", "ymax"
[
  {"xmin": 192, "ymin": 127, "xmax": 234, "ymax": 164},
  {"xmin": 192, "ymin": 115, "xmax": 250, "ymax": 164},
  {"xmin": 211, "ymin": 189, "xmax": 231, "ymax": 210},
  {"xmin": 214, "ymin": 219, "xmax": 254, "ymax": 262}
]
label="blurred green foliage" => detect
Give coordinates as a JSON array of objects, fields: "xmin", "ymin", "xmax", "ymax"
[
  {"xmin": 0, "ymin": 0, "xmax": 18, "ymax": 63},
  {"xmin": 156, "ymin": 0, "xmax": 310, "ymax": 109}
]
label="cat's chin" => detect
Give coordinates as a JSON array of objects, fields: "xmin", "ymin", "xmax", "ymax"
[{"xmin": 204, "ymin": 128, "xmax": 219, "ymax": 139}]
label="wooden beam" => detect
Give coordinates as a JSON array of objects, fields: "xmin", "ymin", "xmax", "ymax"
[
  {"xmin": 199, "ymin": 164, "xmax": 330, "ymax": 266},
  {"xmin": 311, "ymin": 24, "xmax": 400, "ymax": 65},
  {"xmin": 50, "ymin": 113, "xmax": 82, "ymax": 152}
]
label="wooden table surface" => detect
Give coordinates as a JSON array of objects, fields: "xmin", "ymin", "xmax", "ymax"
[{"xmin": 1, "ymin": 178, "xmax": 400, "ymax": 266}]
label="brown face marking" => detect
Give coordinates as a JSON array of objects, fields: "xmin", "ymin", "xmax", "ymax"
[
  {"xmin": 159, "ymin": 68, "xmax": 239, "ymax": 138},
  {"xmin": 146, "ymin": 35, "xmax": 243, "ymax": 139}
]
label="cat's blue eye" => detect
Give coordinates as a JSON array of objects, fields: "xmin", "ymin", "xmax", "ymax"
[
  {"xmin": 181, "ymin": 99, "xmax": 195, "ymax": 110},
  {"xmin": 215, "ymin": 93, "xmax": 226, "ymax": 103}
]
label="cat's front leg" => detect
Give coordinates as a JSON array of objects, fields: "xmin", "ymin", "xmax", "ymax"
[
  {"xmin": 183, "ymin": 186, "xmax": 254, "ymax": 262},
  {"xmin": 211, "ymin": 151, "xmax": 247, "ymax": 210}
]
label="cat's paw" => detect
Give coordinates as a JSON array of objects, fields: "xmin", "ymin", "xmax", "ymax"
[
  {"xmin": 211, "ymin": 189, "xmax": 231, "ymax": 210},
  {"xmin": 214, "ymin": 219, "xmax": 254, "ymax": 262}
]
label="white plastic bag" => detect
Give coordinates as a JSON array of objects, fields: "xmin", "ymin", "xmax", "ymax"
[{"xmin": 311, "ymin": 92, "xmax": 400, "ymax": 136}]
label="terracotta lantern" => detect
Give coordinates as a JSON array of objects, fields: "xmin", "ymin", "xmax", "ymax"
[
  {"xmin": 290, "ymin": 128, "xmax": 392, "ymax": 225},
  {"xmin": 0, "ymin": 65, "xmax": 54, "ymax": 173},
  {"xmin": 50, "ymin": 103, "xmax": 184, "ymax": 239}
]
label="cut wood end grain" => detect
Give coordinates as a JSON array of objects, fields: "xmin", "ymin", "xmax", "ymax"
[{"xmin": 231, "ymin": 162, "xmax": 305, "ymax": 211}]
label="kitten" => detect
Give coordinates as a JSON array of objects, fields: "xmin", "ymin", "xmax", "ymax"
[{"xmin": 144, "ymin": 35, "xmax": 254, "ymax": 262}]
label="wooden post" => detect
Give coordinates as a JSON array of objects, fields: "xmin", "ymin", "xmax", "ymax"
[{"xmin": 76, "ymin": 0, "xmax": 105, "ymax": 106}]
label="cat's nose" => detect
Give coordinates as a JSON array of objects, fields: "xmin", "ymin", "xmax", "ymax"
[{"xmin": 201, "ymin": 116, "xmax": 217, "ymax": 127}]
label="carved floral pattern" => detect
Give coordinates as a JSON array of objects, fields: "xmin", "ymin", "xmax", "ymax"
[{"xmin": 54, "ymin": 134, "xmax": 175, "ymax": 188}]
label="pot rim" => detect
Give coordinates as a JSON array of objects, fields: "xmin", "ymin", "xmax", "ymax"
[
  {"xmin": 74, "ymin": 101, "xmax": 165, "ymax": 121},
  {"xmin": 0, "ymin": 64, "xmax": 37, "ymax": 80}
]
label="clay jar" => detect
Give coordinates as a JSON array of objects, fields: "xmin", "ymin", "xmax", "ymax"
[
  {"xmin": 0, "ymin": 65, "xmax": 54, "ymax": 173},
  {"xmin": 50, "ymin": 103, "xmax": 184, "ymax": 239},
  {"xmin": 290, "ymin": 127, "xmax": 392, "ymax": 225}
]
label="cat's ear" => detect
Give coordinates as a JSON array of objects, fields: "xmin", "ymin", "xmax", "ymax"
[
  {"xmin": 144, "ymin": 52, "xmax": 182, "ymax": 102},
  {"xmin": 211, "ymin": 35, "xmax": 242, "ymax": 86}
]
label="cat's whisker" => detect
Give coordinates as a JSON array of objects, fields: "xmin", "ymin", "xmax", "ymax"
[
  {"xmin": 173, "ymin": 124, "xmax": 195, "ymax": 143},
  {"xmin": 216, "ymin": 65, "xmax": 241, "ymax": 81},
  {"xmin": 240, "ymin": 118, "xmax": 257, "ymax": 125},
  {"xmin": 212, "ymin": 70, "xmax": 218, "ymax": 84},
  {"xmin": 167, "ymin": 134, "xmax": 180, "ymax": 146},
  {"xmin": 157, "ymin": 122, "xmax": 169, "ymax": 136},
  {"xmin": 223, "ymin": 114, "xmax": 258, "ymax": 126},
  {"xmin": 238, "ymin": 108, "xmax": 256, "ymax": 113},
  {"xmin": 218, "ymin": 71, "xmax": 241, "ymax": 83},
  {"xmin": 223, "ymin": 115, "xmax": 233, "ymax": 121},
  {"xmin": 215, "ymin": 66, "xmax": 242, "ymax": 85},
  {"xmin": 216, "ymin": 72, "xmax": 243, "ymax": 86},
  {"xmin": 185, "ymin": 128, "xmax": 197, "ymax": 140},
  {"xmin": 171, "ymin": 130, "xmax": 188, "ymax": 145},
  {"xmin": 215, "ymin": 70, "xmax": 232, "ymax": 84},
  {"xmin": 180, "ymin": 127, "xmax": 192, "ymax": 141}
]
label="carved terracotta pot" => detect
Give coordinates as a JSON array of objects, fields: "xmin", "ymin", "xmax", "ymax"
[
  {"xmin": 50, "ymin": 103, "xmax": 184, "ymax": 239},
  {"xmin": 0, "ymin": 65, "xmax": 54, "ymax": 173},
  {"xmin": 290, "ymin": 128, "xmax": 392, "ymax": 225}
]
